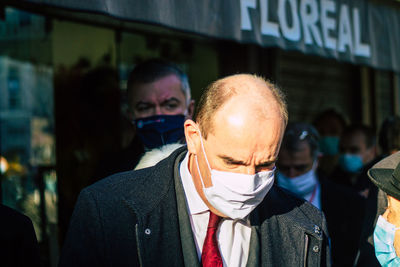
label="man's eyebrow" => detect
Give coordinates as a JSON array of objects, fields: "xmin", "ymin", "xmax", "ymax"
[
  {"xmin": 161, "ymin": 97, "xmax": 181, "ymax": 104},
  {"xmin": 218, "ymin": 155, "xmax": 276, "ymax": 167},
  {"xmin": 256, "ymin": 159, "xmax": 277, "ymax": 167},
  {"xmin": 218, "ymin": 155, "xmax": 247, "ymax": 165},
  {"xmin": 135, "ymin": 101, "xmax": 153, "ymax": 107}
]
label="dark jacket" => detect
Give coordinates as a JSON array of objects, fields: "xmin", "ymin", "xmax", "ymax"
[
  {"xmin": 319, "ymin": 178, "xmax": 365, "ymax": 267},
  {"xmin": 354, "ymin": 188, "xmax": 387, "ymax": 267},
  {"xmin": 59, "ymin": 147, "xmax": 331, "ymax": 267},
  {"xmin": 92, "ymin": 135, "xmax": 144, "ymax": 183},
  {"xmin": 0, "ymin": 204, "xmax": 41, "ymax": 267}
]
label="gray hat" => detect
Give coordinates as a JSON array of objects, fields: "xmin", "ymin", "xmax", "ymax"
[{"xmin": 368, "ymin": 151, "xmax": 400, "ymax": 200}]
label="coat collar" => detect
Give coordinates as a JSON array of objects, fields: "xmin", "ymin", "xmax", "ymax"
[{"xmin": 122, "ymin": 146, "xmax": 187, "ymax": 217}]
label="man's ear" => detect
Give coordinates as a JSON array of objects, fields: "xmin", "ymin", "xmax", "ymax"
[
  {"xmin": 184, "ymin": 119, "xmax": 200, "ymax": 155},
  {"xmin": 313, "ymin": 156, "xmax": 320, "ymax": 170},
  {"xmin": 186, "ymin": 100, "xmax": 195, "ymax": 119}
]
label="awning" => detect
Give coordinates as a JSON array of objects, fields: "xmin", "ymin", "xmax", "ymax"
[{"xmin": 5, "ymin": 0, "xmax": 400, "ymax": 73}]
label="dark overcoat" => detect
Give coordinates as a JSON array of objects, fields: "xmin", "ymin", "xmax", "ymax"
[{"xmin": 59, "ymin": 147, "xmax": 331, "ymax": 267}]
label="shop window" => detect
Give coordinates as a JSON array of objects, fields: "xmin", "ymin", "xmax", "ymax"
[
  {"xmin": 0, "ymin": 7, "xmax": 56, "ymax": 267},
  {"xmin": 19, "ymin": 10, "xmax": 31, "ymax": 27},
  {"xmin": 7, "ymin": 67, "xmax": 21, "ymax": 109}
]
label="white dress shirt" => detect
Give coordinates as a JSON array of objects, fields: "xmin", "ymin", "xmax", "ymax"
[{"xmin": 179, "ymin": 152, "xmax": 251, "ymax": 267}]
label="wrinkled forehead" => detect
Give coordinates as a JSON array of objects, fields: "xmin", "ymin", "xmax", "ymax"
[
  {"xmin": 131, "ymin": 75, "xmax": 185, "ymax": 102},
  {"xmin": 212, "ymin": 90, "xmax": 283, "ymax": 126},
  {"xmin": 207, "ymin": 98, "xmax": 284, "ymax": 152}
]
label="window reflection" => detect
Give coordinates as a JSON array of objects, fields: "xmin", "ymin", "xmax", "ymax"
[{"xmin": 0, "ymin": 7, "xmax": 56, "ymax": 266}]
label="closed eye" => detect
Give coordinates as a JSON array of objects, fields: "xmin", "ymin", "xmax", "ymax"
[
  {"xmin": 135, "ymin": 102, "xmax": 154, "ymax": 112},
  {"xmin": 161, "ymin": 98, "xmax": 181, "ymax": 111},
  {"xmin": 219, "ymin": 155, "xmax": 276, "ymax": 170},
  {"xmin": 219, "ymin": 155, "xmax": 246, "ymax": 166},
  {"xmin": 256, "ymin": 161, "xmax": 276, "ymax": 170}
]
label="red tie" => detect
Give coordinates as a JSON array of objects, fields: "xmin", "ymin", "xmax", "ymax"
[{"xmin": 201, "ymin": 211, "xmax": 223, "ymax": 267}]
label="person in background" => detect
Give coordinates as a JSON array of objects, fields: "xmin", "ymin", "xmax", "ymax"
[
  {"xmin": 379, "ymin": 116, "xmax": 400, "ymax": 157},
  {"xmin": 94, "ymin": 59, "xmax": 195, "ymax": 179},
  {"xmin": 366, "ymin": 116, "xmax": 400, "ymax": 201},
  {"xmin": 126, "ymin": 59, "xmax": 195, "ymax": 149},
  {"xmin": 354, "ymin": 116, "xmax": 400, "ymax": 267},
  {"xmin": 276, "ymin": 122, "xmax": 365, "ymax": 266},
  {"xmin": 313, "ymin": 109, "xmax": 347, "ymax": 177},
  {"xmin": 367, "ymin": 151, "xmax": 400, "ymax": 266},
  {"xmin": 0, "ymin": 204, "xmax": 41, "ymax": 267},
  {"xmin": 329, "ymin": 124, "xmax": 377, "ymax": 193},
  {"xmin": 59, "ymin": 74, "xmax": 331, "ymax": 267}
]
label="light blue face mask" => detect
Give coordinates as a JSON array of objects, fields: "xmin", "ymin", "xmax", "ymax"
[
  {"xmin": 373, "ymin": 215, "xmax": 400, "ymax": 266},
  {"xmin": 276, "ymin": 168, "xmax": 317, "ymax": 197},
  {"xmin": 319, "ymin": 136, "xmax": 340, "ymax": 156},
  {"xmin": 374, "ymin": 216, "xmax": 400, "ymax": 267},
  {"xmin": 339, "ymin": 153, "xmax": 363, "ymax": 173}
]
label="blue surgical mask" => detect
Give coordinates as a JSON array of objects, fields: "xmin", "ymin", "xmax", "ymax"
[
  {"xmin": 134, "ymin": 114, "xmax": 185, "ymax": 149},
  {"xmin": 373, "ymin": 215, "xmax": 400, "ymax": 266},
  {"xmin": 276, "ymin": 167, "xmax": 317, "ymax": 197},
  {"xmin": 339, "ymin": 154, "xmax": 363, "ymax": 173},
  {"xmin": 319, "ymin": 136, "xmax": 340, "ymax": 156}
]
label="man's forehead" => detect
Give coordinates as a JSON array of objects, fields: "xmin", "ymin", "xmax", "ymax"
[
  {"xmin": 213, "ymin": 95, "xmax": 282, "ymax": 126},
  {"xmin": 342, "ymin": 131, "xmax": 367, "ymax": 146},
  {"xmin": 279, "ymin": 143, "xmax": 313, "ymax": 161},
  {"xmin": 132, "ymin": 75, "xmax": 184, "ymax": 101},
  {"xmin": 204, "ymin": 116, "xmax": 284, "ymax": 161}
]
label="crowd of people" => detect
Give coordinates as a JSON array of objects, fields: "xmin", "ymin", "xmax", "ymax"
[{"xmin": 2, "ymin": 59, "xmax": 400, "ymax": 266}]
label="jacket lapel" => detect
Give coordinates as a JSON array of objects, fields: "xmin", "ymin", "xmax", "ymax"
[
  {"xmin": 247, "ymin": 206, "xmax": 261, "ymax": 267},
  {"xmin": 174, "ymin": 152, "xmax": 201, "ymax": 267}
]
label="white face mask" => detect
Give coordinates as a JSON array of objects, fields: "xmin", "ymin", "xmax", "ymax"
[{"xmin": 195, "ymin": 131, "xmax": 275, "ymax": 220}]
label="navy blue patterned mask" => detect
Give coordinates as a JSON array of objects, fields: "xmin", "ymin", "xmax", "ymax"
[{"xmin": 134, "ymin": 114, "xmax": 185, "ymax": 149}]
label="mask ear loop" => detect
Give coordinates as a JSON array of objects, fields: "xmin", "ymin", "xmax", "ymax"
[
  {"xmin": 198, "ymin": 130, "xmax": 212, "ymax": 172},
  {"xmin": 195, "ymin": 155, "xmax": 207, "ymax": 189},
  {"xmin": 195, "ymin": 129, "xmax": 212, "ymax": 189}
]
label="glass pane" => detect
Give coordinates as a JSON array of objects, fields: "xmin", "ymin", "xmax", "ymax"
[{"xmin": 0, "ymin": 7, "xmax": 56, "ymax": 266}]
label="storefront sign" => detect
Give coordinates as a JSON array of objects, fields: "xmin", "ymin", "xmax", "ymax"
[
  {"xmin": 10, "ymin": 0, "xmax": 400, "ymax": 73},
  {"xmin": 240, "ymin": 0, "xmax": 370, "ymax": 58}
]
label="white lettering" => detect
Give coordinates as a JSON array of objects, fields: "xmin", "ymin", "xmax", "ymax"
[
  {"xmin": 300, "ymin": 0, "xmax": 323, "ymax": 47},
  {"xmin": 338, "ymin": 4, "xmax": 353, "ymax": 53},
  {"xmin": 278, "ymin": 0, "xmax": 301, "ymax": 41},
  {"xmin": 353, "ymin": 8, "xmax": 371, "ymax": 57},
  {"xmin": 261, "ymin": 0, "xmax": 280, "ymax": 37},
  {"xmin": 241, "ymin": 0, "xmax": 371, "ymax": 59},
  {"xmin": 321, "ymin": 0, "xmax": 337, "ymax": 49},
  {"xmin": 241, "ymin": 0, "xmax": 257, "ymax": 30}
]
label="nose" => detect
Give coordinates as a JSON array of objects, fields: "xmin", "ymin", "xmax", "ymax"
[
  {"xmin": 244, "ymin": 166, "xmax": 256, "ymax": 175},
  {"xmin": 154, "ymin": 106, "xmax": 163, "ymax": 116},
  {"xmin": 287, "ymin": 167, "xmax": 298, "ymax": 178}
]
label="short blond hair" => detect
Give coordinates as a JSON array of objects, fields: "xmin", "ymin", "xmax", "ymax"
[{"xmin": 195, "ymin": 74, "xmax": 288, "ymax": 138}]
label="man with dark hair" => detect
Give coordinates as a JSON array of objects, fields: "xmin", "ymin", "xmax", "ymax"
[
  {"xmin": 354, "ymin": 116, "xmax": 400, "ymax": 267},
  {"xmin": 95, "ymin": 59, "xmax": 195, "ymax": 179},
  {"xmin": 276, "ymin": 122, "xmax": 365, "ymax": 266},
  {"xmin": 379, "ymin": 116, "xmax": 400, "ymax": 156},
  {"xmin": 330, "ymin": 124, "xmax": 377, "ymax": 190},
  {"xmin": 313, "ymin": 109, "xmax": 347, "ymax": 176},
  {"xmin": 126, "ymin": 59, "xmax": 193, "ymax": 120},
  {"xmin": 60, "ymin": 74, "xmax": 331, "ymax": 266}
]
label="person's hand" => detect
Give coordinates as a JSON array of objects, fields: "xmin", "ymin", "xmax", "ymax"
[{"xmin": 384, "ymin": 196, "xmax": 400, "ymax": 257}]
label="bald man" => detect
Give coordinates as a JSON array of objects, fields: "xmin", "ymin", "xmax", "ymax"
[{"xmin": 59, "ymin": 74, "xmax": 331, "ymax": 267}]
